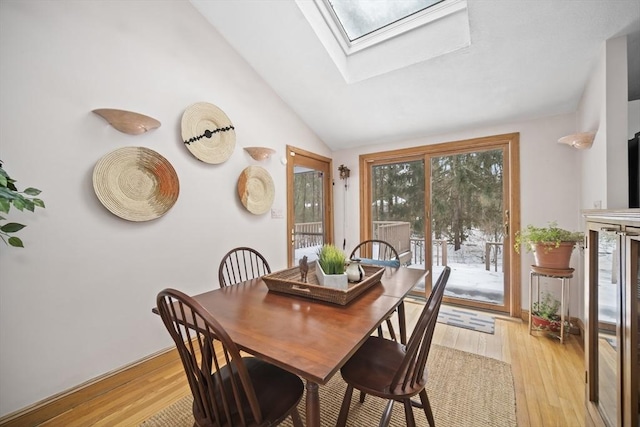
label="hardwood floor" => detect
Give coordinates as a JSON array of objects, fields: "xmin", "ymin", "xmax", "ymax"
[{"xmin": 7, "ymin": 300, "xmax": 586, "ymax": 426}]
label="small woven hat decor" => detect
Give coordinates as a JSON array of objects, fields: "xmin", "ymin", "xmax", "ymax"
[
  {"xmin": 93, "ymin": 147, "xmax": 180, "ymax": 221},
  {"xmin": 237, "ymin": 166, "xmax": 275, "ymax": 215},
  {"xmin": 181, "ymin": 102, "xmax": 236, "ymax": 164}
]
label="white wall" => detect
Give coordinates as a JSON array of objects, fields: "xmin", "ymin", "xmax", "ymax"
[
  {"xmin": 0, "ymin": 0, "xmax": 330, "ymax": 417},
  {"xmin": 578, "ymin": 36, "xmax": 630, "ymax": 210},
  {"xmin": 577, "ymin": 43, "xmax": 608, "ymax": 210},
  {"xmin": 605, "ymin": 36, "xmax": 629, "ymax": 208},
  {"xmin": 332, "ymin": 113, "xmax": 583, "ymax": 317}
]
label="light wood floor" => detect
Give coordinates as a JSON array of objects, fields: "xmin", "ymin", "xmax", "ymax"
[{"xmin": 34, "ymin": 300, "xmax": 586, "ymax": 426}]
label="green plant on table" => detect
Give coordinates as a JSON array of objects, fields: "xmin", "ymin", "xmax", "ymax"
[
  {"xmin": 514, "ymin": 221, "xmax": 583, "ymax": 254},
  {"xmin": 316, "ymin": 244, "xmax": 346, "ymax": 275},
  {"xmin": 532, "ymin": 292, "xmax": 561, "ymax": 321},
  {"xmin": 0, "ymin": 161, "xmax": 45, "ymax": 248}
]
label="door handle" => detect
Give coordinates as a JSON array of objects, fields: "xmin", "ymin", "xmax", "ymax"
[{"xmin": 504, "ymin": 210, "xmax": 509, "ymax": 237}]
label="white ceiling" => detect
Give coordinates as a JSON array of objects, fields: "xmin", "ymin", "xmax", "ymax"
[{"xmin": 191, "ymin": 0, "xmax": 640, "ymax": 151}]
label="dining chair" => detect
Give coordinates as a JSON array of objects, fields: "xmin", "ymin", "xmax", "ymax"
[
  {"xmin": 157, "ymin": 288, "xmax": 304, "ymax": 427},
  {"xmin": 336, "ymin": 266, "xmax": 451, "ymax": 427},
  {"xmin": 218, "ymin": 247, "xmax": 271, "ymax": 287},
  {"xmin": 349, "ymin": 239, "xmax": 403, "ymax": 343}
]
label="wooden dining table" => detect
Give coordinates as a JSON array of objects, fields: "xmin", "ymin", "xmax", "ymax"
[{"xmin": 156, "ymin": 266, "xmax": 427, "ymax": 427}]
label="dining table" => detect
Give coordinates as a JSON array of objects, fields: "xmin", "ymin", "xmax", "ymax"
[{"xmin": 155, "ymin": 266, "xmax": 427, "ymax": 427}]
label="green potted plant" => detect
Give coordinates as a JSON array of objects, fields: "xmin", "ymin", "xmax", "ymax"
[
  {"xmin": 514, "ymin": 221, "xmax": 583, "ymax": 269},
  {"xmin": 315, "ymin": 244, "xmax": 348, "ymax": 289},
  {"xmin": 0, "ymin": 161, "xmax": 45, "ymax": 247},
  {"xmin": 531, "ymin": 291, "xmax": 562, "ymax": 332}
]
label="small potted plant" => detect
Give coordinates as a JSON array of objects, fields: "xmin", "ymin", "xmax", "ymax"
[
  {"xmin": 514, "ymin": 221, "xmax": 583, "ymax": 269},
  {"xmin": 531, "ymin": 291, "xmax": 562, "ymax": 332},
  {"xmin": 0, "ymin": 161, "xmax": 45, "ymax": 248},
  {"xmin": 315, "ymin": 244, "xmax": 348, "ymax": 289}
]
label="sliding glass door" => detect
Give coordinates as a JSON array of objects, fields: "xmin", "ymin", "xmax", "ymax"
[
  {"xmin": 429, "ymin": 148, "xmax": 508, "ymax": 308},
  {"xmin": 360, "ymin": 133, "xmax": 520, "ymax": 315}
]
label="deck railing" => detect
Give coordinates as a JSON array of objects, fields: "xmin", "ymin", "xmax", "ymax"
[
  {"xmin": 410, "ymin": 237, "xmax": 504, "ymax": 271},
  {"xmin": 373, "ymin": 221, "xmax": 412, "ymax": 262},
  {"xmin": 294, "ymin": 222, "xmax": 323, "ymax": 248},
  {"xmin": 409, "ymin": 238, "xmax": 447, "ymax": 266}
]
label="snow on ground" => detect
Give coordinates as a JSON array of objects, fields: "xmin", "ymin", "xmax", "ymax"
[
  {"xmin": 296, "ymin": 243, "xmax": 505, "ymax": 305},
  {"xmin": 295, "ymin": 238, "xmax": 619, "ymax": 321}
]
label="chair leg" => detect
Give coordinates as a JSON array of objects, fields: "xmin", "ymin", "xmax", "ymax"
[
  {"xmin": 336, "ymin": 384, "xmax": 354, "ymax": 427},
  {"xmin": 419, "ymin": 389, "xmax": 436, "ymax": 427},
  {"xmin": 377, "ymin": 325, "xmax": 384, "ymax": 338},
  {"xmin": 290, "ymin": 408, "xmax": 303, "ymax": 427},
  {"xmin": 386, "ymin": 318, "xmax": 397, "ymax": 342},
  {"xmin": 379, "ymin": 399, "xmax": 395, "ymax": 427},
  {"xmin": 359, "ymin": 391, "xmax": 366, "ymax": 403},
  {"xmin": 403, "ymin": 399, "xmax": 416, "ymax": 427}
]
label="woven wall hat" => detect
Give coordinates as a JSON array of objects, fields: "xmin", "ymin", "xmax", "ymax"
[
  {"xmin": 93, "ymin": 147, "xmax": 180, "ymax": 221},
  {"xmin": 237, "ymin": 166, "xmax": 275, "ymax": 215},
  {"xmin": 181, "ymin": 102, "xmax": 236, "ymax": 164}
]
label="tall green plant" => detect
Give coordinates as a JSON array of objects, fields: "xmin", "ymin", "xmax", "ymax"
[
  {"xmin": 316, "ymin": 244, "xmax": 346, "ymax": 274},
  {"xmin": 0, "ymin": 161, "xmax": 45, "ymax": 247}
]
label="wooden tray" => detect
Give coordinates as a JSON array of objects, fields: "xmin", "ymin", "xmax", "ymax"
[{"xmin": 262, "ymin": 264, "xmax": 385, "ymax": 305}]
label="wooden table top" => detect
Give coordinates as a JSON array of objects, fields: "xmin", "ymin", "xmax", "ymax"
[
  {"xmin": 161, "ymin": 267, "xmax": 427, "ymax": 384},
  {"xmin": 153, "ymin": 267, "xmax": 426, "ymax": 384}
]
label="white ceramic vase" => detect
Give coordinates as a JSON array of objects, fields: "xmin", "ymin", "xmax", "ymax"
[{"xmin": 345, "ymin": 260, "xmax": 365, "ymax": 283}]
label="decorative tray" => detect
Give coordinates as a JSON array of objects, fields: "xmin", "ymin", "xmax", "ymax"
[{"xmin": 262, "ymin": 264, "xmax": 385, "ymax": 305}]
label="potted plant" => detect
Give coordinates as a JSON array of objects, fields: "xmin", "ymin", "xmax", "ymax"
[
  {"xmin": 514, "ymin": 221, "xmax": 583, "ymax": 269},
  {"xmin": 531, "ymin": 291, "xmax": 562, "ymax": 332},
  {"xmin": 0, "ymin": 161, "xmax": 45, "ymax": 248},
  {"xmin": 315, "ymin": 244, "xmax": 348, "ymax": 289}
]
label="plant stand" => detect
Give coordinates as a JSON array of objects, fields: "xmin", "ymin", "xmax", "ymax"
[{"xmin": 528, "ymin": 266, "xmax": 574, "ymax": 343}]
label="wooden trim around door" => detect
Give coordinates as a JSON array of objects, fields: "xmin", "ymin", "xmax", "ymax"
[
  {"xmin": 286, "ymin": 145, "xmax": 334, "ymax": 267},
  {"xmin": 359, "ymin": 132, "xmax": 521, "ymax": 318}
]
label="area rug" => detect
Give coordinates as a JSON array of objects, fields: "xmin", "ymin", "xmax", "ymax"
[
  {"xmin": 140, "ymin": 345, "xmax": 516, "ymax": 427},
  {"xmin": 437, "ymin": 306, "xmax": 495, "ymax": 334}
]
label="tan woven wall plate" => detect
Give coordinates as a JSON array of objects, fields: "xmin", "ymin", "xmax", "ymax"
[
  {"xmin": 237, "ymin": 165, "xmax": 275, "ymax": 215},
  {"xmin": 93, "ymin": 147, "xmax": 180, "ymax": 221},
  {"xmin": 181, "ymin": 102, "xmax": 236, "ymax": 164}
]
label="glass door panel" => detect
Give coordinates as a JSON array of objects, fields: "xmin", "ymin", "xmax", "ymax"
[
  {"xmin": 286, "ymin": 146, "xmax": 333, "ymax": 267},
  {"xmin": 595, "ymin": 229, "xmax": 619, "ymax": 427},
  {"xmin": 370, "ymin": 160, "xmax": 426, "ymax": 292},
  {"xmin": 293, "ymin": 167, "xmax": 325, "ymax": 265},
  {"xmin": 430, "ymin": 148, "xmax": 507, "ymax": 309}
]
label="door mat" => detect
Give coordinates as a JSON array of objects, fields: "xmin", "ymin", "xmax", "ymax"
[{"xmin": 437, "ymin": 306, "xmax": 495, "ymax": 334}]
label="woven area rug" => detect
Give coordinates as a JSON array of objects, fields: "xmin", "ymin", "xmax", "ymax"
[
  {"xmin": 140, "ymin": 345, "xmax": 516, "ymax": 427},
  {"xmin": 437, "ymin": 306, "xmax": 495, "ymax": 334}
]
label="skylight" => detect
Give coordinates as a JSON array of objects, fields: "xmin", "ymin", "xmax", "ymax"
[
  {"xmin": 296, "ymin": 0, "xmax": 470, "ymax": 83},
  {"xmin": 327, "ymin": 0, "xmax": 443, "ymax": 42}
]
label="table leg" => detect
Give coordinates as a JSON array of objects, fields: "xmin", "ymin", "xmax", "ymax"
[
  {"xmin": 306, "ymin": 380, "xmax": 320, "ymax": 427},
  {"xmin": 397, "ymin": 301, "xmax": 407, "ymax": 345},
  {"xmin": 529, "ymin": 271, "xmax": 534, "ymax": 336}
]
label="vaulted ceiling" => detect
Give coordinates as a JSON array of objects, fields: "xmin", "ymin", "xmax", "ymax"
[{"xmin": 191, "ymin": 0, "xmax": 640, "ymax": 150}]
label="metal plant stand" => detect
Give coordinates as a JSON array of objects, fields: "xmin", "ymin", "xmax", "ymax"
[{"xmin": 529, "ymin": 266, "xmax": 574, "ymax": 344}]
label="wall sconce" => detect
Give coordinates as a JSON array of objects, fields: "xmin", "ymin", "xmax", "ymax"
[
  {"xmin": 92, "ymin": 108, "xmax": 161, "ymax": 135},
  {"xmin": 244, "ymin": 146, "xmax": 276, "ymax": 161},
  {"xmin": 338, "ymin": 164, "xmax": 351, "ymax": 180},
  {"xmin": 558, "ymin": 131, "xmax": 596, "ymax": 149}
]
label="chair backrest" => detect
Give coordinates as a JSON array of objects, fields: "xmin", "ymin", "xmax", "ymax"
[
  {"xmin": 218, "ymin": 247, "xmax": 271, "ymax": 287},
  {"xmin": 390, "ymin": 266, "xmax": 451, "ymax": 394},
  {"xmin": 349, "ymin": 239, "xmax": 401, "ymax": 268},
  {"xmin": 157, "ymin": 288, "xmax": 264, "ymax": 426}
]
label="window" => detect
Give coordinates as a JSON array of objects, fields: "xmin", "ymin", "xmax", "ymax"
[
  {"xmin": 297, "ymin": 0, "xmax": 470, "ymax": 82},
  {"xmin": 327, "ymin": 0, "xmax": 443, "ymax": 42}
]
